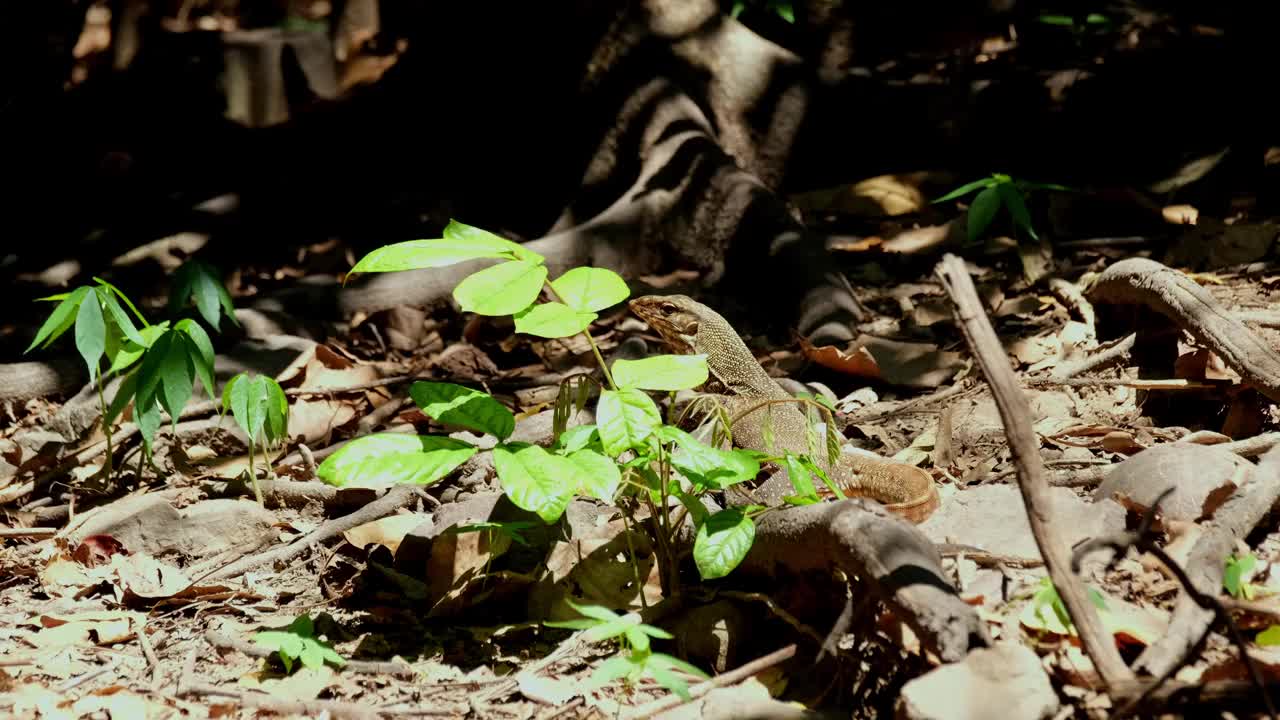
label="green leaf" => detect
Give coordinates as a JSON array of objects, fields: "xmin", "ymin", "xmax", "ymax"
[
  {"xmin": 176, "ymin": 320, "xmax": 216, "ymax": 401},
  {"xmin": 98, "ymin": 288, "xmax": 146, "ymax": 347},
  {"xmin": 26, "ymin": 286, "xmax": 90, "ymax": 353},
  {"xmin": 597, "ymin": 388, "xmax": 662, "ymax": 457},
  {"xmin": 966, "ymin": 185, "xmax": 1003, "ymax": 242},
  {"xmin": 104, "ymin": 371, "xmax": 138, "ymax": 427},
  {"xmin": 444, "ymin": 220, "xmax": 544, "ymax": 264},
  {"xmin": 316, "ymin": 434, "xmax": 477, "ymax": 488},
  {"xmin": 550, "ymin": 267, "xmax": 630, "ymax": 312},
  {"xmin": 567, "ymin": 448, "xmax": 621, "ymax": 502},
  {"xmin": 932, "ymin": 176, "xmax": 999, "ymax": 204},
  {"xmin": 694, "ymin": 507, "xmax": 755, "ymax": 580},
  {"xmin": 453, "ymin": 260, "xmax": 548, "ymax": 316},
  {"xmin": 1258, "ymin": 625, "xmax": 1280, "ymax": 646},
  {"xmin": 74, "ymin": 290, "xmax": 107, "ymax": 382},
  {"xmin": 107, "ymin": 323, "xmax": 167, "ymax": 375},
  {"xmin": 998, "ymin": 183, "xmax": 1038, "ymax": 240},
  {"xmin": 170, "ymin": 261, "xmax": 238, "ymax": 330},
  {"xmin": 1224, "ymin": 553, "xmax": 1258, "ymax": 599},
  {"xmin": 348, "ymin": 222, "xmax": 540, "ymax": 274},
  {"xmin": 157, "ymin": 334, "xmax": 196, "ymax": 431},
  {"xmin": 555, "ymin": 424, "xmax": 600, "ymax": 454},
  {"xmin": 612, "ymin": 355, "xmax": 709, "ymax": 391},
  {"xmin": 730, "ymin": 0, "xmax": 745, "ymax": 18},
  {"xmin": 409, "ymin": 381, "xmax": 515, "ymax": 440},
  {"xmin": 253, "ymin": 615, "xmax": 345, "ymax": 674},
  {"xmin": 769, "ymin": 0, "xmax": 794, "ymax": 23},
  {"xmin": 135, "ymin": 397, "xmax": 162, "ymax": 452},
  {"xmin": 349, "ymin": 239, "xmax": 508, "ymax": 274},
  {"xmin": 782, "ymin": 453, "xmax": 818, "ymax": 498},
  {"xmin": 513, "ymin": 302, "xmax": 597, "ymax": 338},
  {"xmin": 263, "ymin": 378, "xmax": 289, "ymax": 446},
  {"xmin": 658, "ymin": 426, "xmax": 760, "ymax": 488},
  {"xmin": 591, "ymin": 655, "xmax": 642, "ymax": 687},
  {"xmin": 493, "ymin": 442, "xmax": 581, "ymax": 523}
]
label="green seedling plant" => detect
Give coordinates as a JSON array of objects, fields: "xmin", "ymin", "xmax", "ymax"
[
  {"xmin": 220, "ymin": 372, "xmax": 290, "ymax": 505},
  {"xmin": 253, "ymin": 614, "xmax": 346, "ymax": 674},
  {"xmin": 545, "ymin": 600, "xmax": 708, "ymax": 701},
  {"xmin": 327, "ymin": 220, "xmax": 848, "ymax": 695},
  {"xmin": 730, "ymin": 0, "xmax": 794, "ymax": 23},
  {"xmin": 1037, "ymin": 12, "xmax": 1112, "ymax": 33},
  {"xmin": 169, "ymin": 259, "xmax": 240, "ymax": 331},
  {"xmin": 1224, "ymin": 552, "xmax": 1261, "ymax": 601},
  {"xmin": 334, "ymin": 220, "xmax": 843, "ymax": 585},
  {"xmin": 1027, "ymin": 576, "xmax": 1109, "ymax": 634},
  {"xmin": 24, "ymin": 278, "xmax": 187, "ymax": 477},
  {"xmin": 26, "ymin": 266, "xmax": 237, "ymax": 479},
  {"xmin": 933, "ymin": 173, "xmax": 1072, "ymax": 245}
]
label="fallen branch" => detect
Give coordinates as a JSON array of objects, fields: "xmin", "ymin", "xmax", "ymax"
[
  {"xmin": 621, "ymin": 644, "xmax": 797, "ymax": 720},
  {"xmin": 935, "ymin": 253, "xmax": 1133, "ymax": 690},
  {"xmin": 1133, "ymin": 444, "xmax": 1280, "ymax": 680},
  {"xmin": 206, "ymin": 485, "xmax": 419, "ymax": 581}
]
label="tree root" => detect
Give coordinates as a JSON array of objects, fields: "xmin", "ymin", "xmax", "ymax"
[
  {"xmin": 741, "ymin": 498, "xmax": 988, "ymax": 664},
  {"xmin": 1088, "ymin": 257, "xmax": 1280, "ymax": 402}
]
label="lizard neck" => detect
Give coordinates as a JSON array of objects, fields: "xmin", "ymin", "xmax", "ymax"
[{"xmin": 692, "ymin": 315, "xmax": 788, "ymax": 400}]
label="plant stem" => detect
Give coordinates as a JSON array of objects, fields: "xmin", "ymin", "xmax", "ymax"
[
  {"xmin": 248, "ymin": 440, "xmax": 264, "ymax": 505},
  {"xmin": 96, "ymin": 379, "xmax": 114, "ymax": 479},
  {"xmin": 543, "ymin": 282, "xmax": 616, "ymax": 389}
]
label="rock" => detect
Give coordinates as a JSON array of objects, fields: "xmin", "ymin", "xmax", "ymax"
[
  {"xmin": 1093, "ymin": 443, "xmax": 1252, "ymax": 521},
  {"xmin": 667, "ymin": 600, "xmax": 748, "ymax": 673},
  {"xmin": 921, "ymin": 485, "xmax": 1125, "ymax": 561},
  {"xmin": 898, "ymin": 643, "xmax": 1058, "ymax": 720},
  {"xmin": 60, "ymin": 495, "xmax": 276, "ymax": 561}
]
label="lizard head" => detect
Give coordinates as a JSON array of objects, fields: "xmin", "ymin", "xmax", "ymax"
[{"xmin": 628, "ymin": 295, "xmax": 703, "ymax": 354}]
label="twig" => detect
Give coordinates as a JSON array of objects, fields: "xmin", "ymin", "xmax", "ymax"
[
  {"xmin": 58, "ymin": 658, "xmax": 119, "ymax": 692},
  {"xmin": 841, "ymin": 379, "xmax": 978, "ymax": 424},
  {"xmin": 206, "ymin": 485, "xmax": 419, "ymax": 581},
  {"xmin": 205, "ymin": 629, "xmax": 415, "ymax": 676},
  {"xmin": 181, "ymin": 682, "xmax": 462, "ymax": 718},
  {"xmin": 1074, "ymin": 487, "xmax": 1276, "ymax": 720},
  {"xmin": 137, "ymin": 622, "xmax": 161, "ymax": 691},
  {"xmin": 1051, "ymin": 333, "xmax": 1136, "ymax": 380},
  {"xmin": 1028, "ymin": 376, "xmax": 1221, "ymax": 391},
  {"xmin": 621, "ymin": 644, "xmax": 797, "ymax": 720},
  {"xmin": 0, "ymin": 527, "xmax": 56, "ymax": 538},
  {"xmin": 935, "ymin": 254, "xmax": 1133, "ymax": 690}
]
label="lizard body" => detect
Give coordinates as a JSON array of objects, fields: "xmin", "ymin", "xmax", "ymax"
[{"xmin": 630, "ymin": 294, "xmax": 939, "ymax": 523}]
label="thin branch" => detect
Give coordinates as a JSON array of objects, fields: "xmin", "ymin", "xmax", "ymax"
[
  {"xmin": 621, "ymin": 644, "xmax": 797, "ymax": 720},
  {"xmin": 935, "ymin": 253, "xmax": 1133, "ymax": 690}
]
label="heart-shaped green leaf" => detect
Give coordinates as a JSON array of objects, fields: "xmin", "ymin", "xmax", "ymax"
[
  {"xmin": 513, "ymin": 302, "xmax": 597, "ymax": 338},
  {"xmin": 453, "ymin": 260, "xmax": 547, "ymax": 316},
  {"xmin": 550, "ymin": 267, "xmax": 630, "ymax": 312},
  {"xmin": 316, "ymin": 434, "xmax": 477, "ymax": 488},
  {"xmin": 409, "ymin": 381, "xmax": 515, "ymax": 440},
  {"xmin": 612, "ymin": 354, "xmax": 708, "ymax": 391}
]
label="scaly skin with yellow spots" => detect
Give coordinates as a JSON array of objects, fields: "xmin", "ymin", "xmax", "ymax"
[{"xmin": 630, "ymin": 294, "xmax": 939, "ymax": 523}]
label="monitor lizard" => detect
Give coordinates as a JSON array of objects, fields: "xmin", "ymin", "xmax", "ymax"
[{"xmin": 630, "ymin": 294, "xmax": 939, "ymax": 524}]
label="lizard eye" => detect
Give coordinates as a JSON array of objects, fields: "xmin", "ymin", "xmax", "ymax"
[{"xmin": 659, "ymin": 302, "xmax": 677, "ymax": 316}]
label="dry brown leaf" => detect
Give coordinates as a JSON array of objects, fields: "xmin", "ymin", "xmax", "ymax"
[
  {"xmin": 343, "ymin": 514, "xmax": 428, "ymax": 555},
  {"xmin": 1162, "ymin": 204, "xmax": 1199, "ymax": 225},
  {"xmin": 880, "ymin": 223, "xmax": 953, "ymax": 254},
  {"xmin": 790, "ymin": 174, "xmax": 927, "ymax": 217}
]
